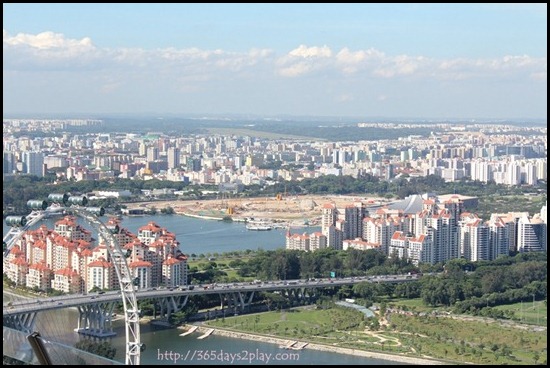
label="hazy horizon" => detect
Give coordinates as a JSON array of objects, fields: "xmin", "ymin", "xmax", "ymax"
[{"xmin": 3, "ymin": 113, "xmax": 546, "ymax": 127}]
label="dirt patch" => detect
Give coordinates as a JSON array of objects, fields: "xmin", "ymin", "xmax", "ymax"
[{"xmin": 128, "ymin": 194, "xmax": 390, "ymax": 225}]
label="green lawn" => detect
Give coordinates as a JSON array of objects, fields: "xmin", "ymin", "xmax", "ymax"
[
  {"xmin": 386, "ymin": 297, "xmax": 446, "ymax": 313},
  {"xmin": 477, "ymin": 194, "xmax": 546, "ymax": 219},
  {"xmin": 388, "ymin": 297, "xmax": 547, "ymax": 327},
  {"xmin": 389, "ymin": 313, "xmax": 547, "ymax": 365},
  {"xmin": 207, "ymin": 305, "xmax": 547, "ymax": 365},
  {"xmin": 187, "ymin": 253, "xmax": 253, "ymax": 268},
  {"xmin": 206, "ymin": 128, "xmax": 324, "ymax": 141},
  {"xmin": 208, "ymin": 306, "xmax": 365, "ymax": 340},
  {"xmin": 186, "ymin": 253, "xmax": 259, "ymax": 284},
  {"xmin": 492, "ymin": 301, "xmax": 547, "ymax": 326}
]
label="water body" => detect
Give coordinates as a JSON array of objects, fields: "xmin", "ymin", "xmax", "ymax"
[
  {"xmin": 3, "ymin": 215, "xmax": 406, "ymax": 365},
  {"xmin": 4, "ymin": 214, "xmax": 315, "ymax": 255},
  {"xmin": 111, "ymin": 323, "xmax": 407, "ymax": 365}
]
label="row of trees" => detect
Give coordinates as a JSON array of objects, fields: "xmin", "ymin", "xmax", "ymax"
[
  {"xmin": 2, "ymin": 175, "xmax": 212, "ymax": 214},
  {"xmin": 5, "ymin": 170, "xmax": 544, "ymax": 215},
  {"xmin": 129, "ymin": 251, "xmax": 546, "ymax": 328},
  {"xmin": 234, "ymin": 248, "xmax": 416, "ymax": 281},
  {"xmin": 420, "ymin": 253, "xmax": 547, "ymax": 313},
  {"xmin": 188, "ymin": 249, "xmax": 546, "ymax": 313}
]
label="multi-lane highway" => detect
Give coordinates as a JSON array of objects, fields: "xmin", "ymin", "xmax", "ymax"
[{"xmin": 3, "ymin": 274, "xmax": 421, "ymax": 316}]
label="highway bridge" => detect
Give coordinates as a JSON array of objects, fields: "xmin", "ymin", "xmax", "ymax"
[
  {"xmin": 3, "ymin": 274, "xmax": 420, "ymax": 317},
  {"xmin": 3, "ymin": 273, "xmax": 420, "ymax": 365}
]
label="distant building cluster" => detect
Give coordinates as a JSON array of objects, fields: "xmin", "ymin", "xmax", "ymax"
[
  {"xmin": 287, "ymin": 194, "xmax": 547, "ymax": 265},
  {"xmin": 3, "ymin": 217, "xmax": 187, "ymax": 293},
  {"xmin": 2, "ymin": 119, "xmax": 546, "ymax": 191}
]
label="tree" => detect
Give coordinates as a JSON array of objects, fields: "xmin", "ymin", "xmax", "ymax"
[
  {"xmin": 160, "ymin": 206, "xmax": 175, "ymax": 215},
  {"xmin": 75, "ymin": 340, "xmax": 116, "ymax": 360}
]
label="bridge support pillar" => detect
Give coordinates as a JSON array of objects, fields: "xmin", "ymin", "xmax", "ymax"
[
  {"xmin": 3, "ymin": 312, "xmax": 37, "ymax": 334},
  {"xmin": 156, "ymin": 295, "xmax": 188, "ymax": 321},
  {"xmin": 75, "ymin": 302, "xmax": 116, "ymax": 337}
]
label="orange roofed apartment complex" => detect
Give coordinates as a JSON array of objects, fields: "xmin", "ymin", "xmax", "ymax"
[{"xmin": 3, "ymin": 216, "xmax": 187, "ymax": 293}]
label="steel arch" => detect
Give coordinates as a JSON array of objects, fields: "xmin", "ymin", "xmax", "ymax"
[{"xmin": 3, "ymin": 206, "xmax": 141, "ymax": 365}]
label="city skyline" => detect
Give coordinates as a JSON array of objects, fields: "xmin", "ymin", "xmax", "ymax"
[{"xmin": 3, "ymin": 3, "xmax": 547, "ymax": 119}]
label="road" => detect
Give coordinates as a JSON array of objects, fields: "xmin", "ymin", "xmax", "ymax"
[{"xmin": 3, "ymin": 274, "xmax": 420, "ymax": 316}]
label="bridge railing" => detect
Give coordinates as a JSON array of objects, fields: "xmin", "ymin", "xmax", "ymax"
[{"xmin": 3, "ymin": 327, "xmax": 122, "ymax": 365}]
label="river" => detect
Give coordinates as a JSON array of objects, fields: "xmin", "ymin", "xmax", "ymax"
[
  {"xmin": 3, "ymin": 214, "xmax": 305, "ymax": 255},
  {"xmin": 4, "ymin": 214, "xmax": 407, "ymax": 365}
]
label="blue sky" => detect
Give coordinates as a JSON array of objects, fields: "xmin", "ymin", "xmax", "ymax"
[{"xmin": 3, "ymin": 3, "xmax": 547, "ymax": 119}]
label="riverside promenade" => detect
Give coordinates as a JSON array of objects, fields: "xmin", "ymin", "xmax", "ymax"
[{"xmin": 192, "ymin": 326, "xmax": 445, "ymax": 365}]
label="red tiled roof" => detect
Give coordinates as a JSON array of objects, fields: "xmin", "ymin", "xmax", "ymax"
[
  {"xmin": 29, "ymin": 261, "xmax": 50, "ymax": 271},
  {"xmin": 88, "ymin": 257, "xmax": 111, "ymax": 268},
  {"xmin": 81, "ymin": 249, "xmax": 93, "ymax": 257},
  {"xmin": 138, "ymin": 221, "xmax": 162, "ymax": 232},
  {"xmin": 11, "ymin": 257, "xmax": 28, "ymax": 266},
  {"xmin": 391, "ymin": 231, "xmax": 405, "ymax": 240},
  {"xmin": 129, "ymin": 258, "xmax": 152, "ymax": 268},
  {"xmin": 11, "ymin": 246, "xmax": 24, "ymax": 255},
  {"xmin": 33, "ymin": 240, "xmax": 46, "ymax": 249},
  {"xmin": 55, "ymin": 216, "xmax": 77, "ymax": 227},
  {"xmin": 55, "ymin": 267, "xmax": 79, "ymax": 277},
  {"xmin": 163, "ymin": 257, "xmax": 180, "ymax": 266}
]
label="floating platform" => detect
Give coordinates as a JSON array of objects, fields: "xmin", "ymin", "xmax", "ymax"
[
  {"xmin": 197, "ymin": 328, "xmax": 214, "ymax": 339},
  {"xmin": 179, "ymin": 326, "xmax": 198, "ymax": 337}
]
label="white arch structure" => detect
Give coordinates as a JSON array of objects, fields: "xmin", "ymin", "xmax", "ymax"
[{"xmin": 3, "ymin": 205, "xmax": 141, "ymax": 365}]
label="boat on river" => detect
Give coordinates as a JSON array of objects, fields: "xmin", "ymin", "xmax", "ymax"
[{"xmin": 245, "ymin": 218, "xmax": 273, "ymax": 231}]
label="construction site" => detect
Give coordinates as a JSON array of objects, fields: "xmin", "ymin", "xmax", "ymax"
[{"xmin": 127, "ymin": 194, "xmax": 388, "ymax": 227}]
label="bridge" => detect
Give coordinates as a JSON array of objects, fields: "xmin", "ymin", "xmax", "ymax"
[
  {"xmin": 4, "ymin": 274, "xmax": 419, "ymax": 334},
  {"xmin": 4, "ymin": 274, "xmax": 418, "ymax": 315}
]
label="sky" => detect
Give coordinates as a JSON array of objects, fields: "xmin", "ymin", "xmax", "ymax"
[{"xmin": 3, "ymin": 3, "xmax": 547, "ymax": 119}]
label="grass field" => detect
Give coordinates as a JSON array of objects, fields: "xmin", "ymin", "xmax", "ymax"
[
  {"xmin": 386, "ymin": 297, "xmax": 547, "ymax": 327},
  {"xmin": 385, "ymin": 298, "xmax": 447, "ymax": 313},
  {"xmin": 206, "ymin": 128, "xmax": 324, "ymax": 141},
  {"xmin": 492, "ymin": 300, "xmax": 547, "ymax": 326},
  {"xmin": 208, "ymin": 306, "xmax": 364, "ymax": 338},
  {"xmin": 389, "ymin": 313, "xmax": 546, "ymax": 365},
  {"xmin": 477, "ymin": 194, "xmax": 546, "ymax": 219},
  {"xmin": 187, "ymin": 253, "xmax": 255, "ymax": 282},
  {"xmin": 207, "ymin": 304, "xmax": 547, "ymax": 365}
]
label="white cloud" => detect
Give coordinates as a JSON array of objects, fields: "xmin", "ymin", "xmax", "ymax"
[
  {"xmin": 288, "ymin": 44, "xmax": 332, "ymax": 58},
  {"xmin": 374, "ymin": 55, "xmax": 428, "ymax": 78},
  {"xmin": 277, "ymin": 45, "xmax": 334, "ymax": 77},
  {"xmin": 336, "ymin": 47, "xmax": 385, "ymax": 73},
  {"xmin": 3, "ymin": 29, "xmax": 94, "ymax": 50},
  {"xmin": 436, "ymin": 55, "xmax": 547, "ymax": 80},
  {"xmin": 3, "ymin": 29, "xmax": 546, "ymax": 94},
  {"xmin": 279, "ymin": 62, "xmax": 311, "ymax": 77}
]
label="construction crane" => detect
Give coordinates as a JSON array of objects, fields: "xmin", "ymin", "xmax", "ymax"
[{"xmin": 276, "ymin": 183, "xmax": 288, "ymax": 201}]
